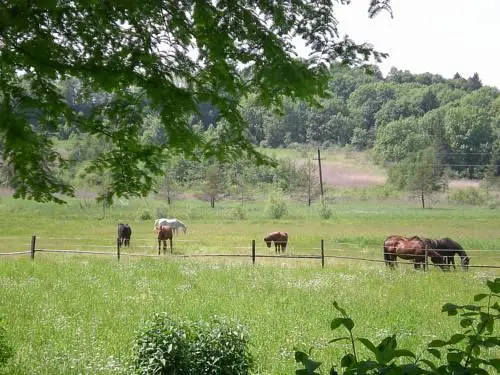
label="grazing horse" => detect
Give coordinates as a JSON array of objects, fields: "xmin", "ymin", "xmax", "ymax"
[
  {"xmin": 264, "ymin": 232, "xmax": 288, "ymax": 254},
  {"xmin": 154, "ymin": 218, "xmax": 187, "ymax": 235},
  {"xmin": 383, "ymin": 235, "xmax": 448, "ymax": 271},
  {"xmin": 423, "ymin": 237, "xmax": 470, "ymax": 271},
  {"xmin": 157, "ymin": 225, "xmax": 173, "ymax": 255},
  {"xmin": 117, "ymin": 223, "xmax": 132, "ymax": 248}
]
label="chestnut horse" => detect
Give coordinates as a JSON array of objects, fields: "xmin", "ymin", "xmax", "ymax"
[
  {"xmin": 264, "ymin": 232, "xmax": 288, "ymax": 254},
  {"xmin": 383, "ymin": 235, "xmax": 448, "ymax": 271},
  {"xmin": 157, "ymin": 225, "xmax": 173, "ymax": 255},
  {"xmin": 422, "ymin": 237, "xmax": 470, "ymax": 271}
]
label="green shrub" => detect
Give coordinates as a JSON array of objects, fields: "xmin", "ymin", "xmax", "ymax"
[
  {"xmin": 319, "ymin": 204, "xmax": 333, "ymax": 219},
  {"xmin": 232, "ymin": 206, "xmax": 247, "ymax": 220},
  {"xmin": 449, "ymin": 187, "xmax": 487, "ymax": 206},
  {"xmin": 265, "ymin": 188, "xmax": 288, "ymax": 219},
  {"xmin": 138, "ymin": 210, "xmax": 153, "ymax": 221},
  {"xmin": 295, "ymin": 278, "xmax": 500, "ymax": 374},
  {"xmin": 0, "ymin": 318, "xmax": 13, "ymax": 370},
  {"xmin": 132, "ymin": 313, "xmax": 252, "ymax": 375},
  {"xmin": 156, "ymin": 207, "xmax": 169, "ymax": 219}
]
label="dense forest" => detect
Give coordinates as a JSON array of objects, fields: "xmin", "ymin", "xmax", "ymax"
[{"xmin": 2, "ymin": 64, "xmax": 500, "ymax": 205}]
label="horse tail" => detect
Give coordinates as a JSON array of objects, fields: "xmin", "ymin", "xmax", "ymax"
[{"xmin": 383, "ymin": 244, "xmax": 391, "ymax": 262}]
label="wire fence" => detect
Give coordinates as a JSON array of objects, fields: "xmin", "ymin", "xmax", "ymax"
[{"xmin": 1, "ymin": 235, "xmax": 500, "ymax": 270}]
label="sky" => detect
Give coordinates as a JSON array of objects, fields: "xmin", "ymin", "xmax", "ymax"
[{"xmin": 297, "ymin": 0, "xmax": 500, "ymax": 89}]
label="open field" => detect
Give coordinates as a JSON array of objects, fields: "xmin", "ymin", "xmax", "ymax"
[{"xmin": 0, "ymin": 195, "xmax": 499, "ymax": 374}]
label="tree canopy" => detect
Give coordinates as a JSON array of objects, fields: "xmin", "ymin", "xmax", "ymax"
[{"xmin": 0, "ymin": 0, "xmax": 391, "ymax": 203}]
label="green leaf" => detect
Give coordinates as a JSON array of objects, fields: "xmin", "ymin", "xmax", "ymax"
[
  {"xmin": 357, "ymin": 337, "xmax": 378, "ymax": 355},
  {"xmin": 420, "ymin": 359, "xmax": 438, "ymax": 370},
  {"xmin": 489, "ymin": 358, "xmax": 500, "ymax": 370},
  {"xmin": 342, "ymin": 318, "xmax": 354, "ymax": 331},
  {"xmin": 460, "ymin": 318, "xmax": 474, "ymax": 328},
  {"xmin": 446, "ymin": 351, "xmax": 465, "ymax": 364},
  {"xmin": 305, "ymin": 359, "xmax": 322, "ymax": 373},
  {"xmin": 427, "ymin": 348, "xmax": 441, "ymax": 358},
  {"xmin": 486, "ymin": 317, "xmax": 494, "ymax": 333},
  {"xmin": 332, "ymin": 301, "xmax": 347, "ymax": 317},
  {"xmin": 473, "ymin": 293, "xmax": 489, "ymax": 301},
  {"xmin": 428, "ymin": 339, "xmax": 447, "ymax": 348},
  {"xmin": 463, "ymin": 304, "xmax": 481, "ymax": 311},
  {"xmin": 330, "ymin": 318, "xmax": 344, "ymax": 330},
  {"xmin": 394, "ymin": 349, "xmax": 416, "ymax": 358},
  {"xmin": 442, "ymin": 303, "xmax": 459, "ymax": 316},
  {"xmin": 328, "ymin": 337, "xmax": 349, "ymax": 344},
  {"xmin": 448, "ymin": 334, "xmax": 466, "ymax": 345},
  {"xmin": 340, "ymin": 353, "xmax": 355, "ymax": 368},
  {"xmin": 487, "ymin": 279, "xmax": 500, "ymax": 293},
  {"xmin": 295, "ymin": 351, "xmax": 309, "ymax": 364}
]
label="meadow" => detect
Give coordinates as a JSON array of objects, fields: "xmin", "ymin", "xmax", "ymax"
[{"xmin": 0, "ymin": 194, "xmax": 499, "ymax": 374}]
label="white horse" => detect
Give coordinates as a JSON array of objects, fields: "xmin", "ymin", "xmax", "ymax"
[{"xmin": 153, "ymin": 218, "xmax": 187, "ymax": 235}]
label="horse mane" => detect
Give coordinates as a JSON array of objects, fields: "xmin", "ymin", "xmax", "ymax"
[
  {"xmin": 437, "ymin": 237, "xmax": 467, "ymax": 257},
  {"xmin": 408, "ymin": 235, "xmax": 422, "ymax": 241}
]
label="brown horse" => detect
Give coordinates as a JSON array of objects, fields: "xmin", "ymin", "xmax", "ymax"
[
  {"xmin": 264, "ymin": 232, "xmax": 288, "ymax": 254},
  {"xmin": 422, "ymin": 237, "xmax": 470, "ymax": 271},
  {"xmin": 157, "ymin": 225, "xmax": 173, "ymax": 255},
  {"xmin": 383, "ymin": 235, "xmax": 448, "ymax": 271}
]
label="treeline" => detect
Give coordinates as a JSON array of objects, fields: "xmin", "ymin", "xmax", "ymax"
[
  {"xmin": 18, "ymin": 64, "xmax": 500, "ymax": 203},
  {"xmin": 239, "ymin": 66, "xmax": 499, "ymax": 179}
]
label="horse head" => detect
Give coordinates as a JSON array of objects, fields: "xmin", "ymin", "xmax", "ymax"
[{"xmin": 264, "ymin": 235, "xmax": 272, "ymax": 248}]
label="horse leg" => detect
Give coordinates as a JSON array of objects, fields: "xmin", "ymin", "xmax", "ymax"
[
  {"xmin": 158, "ymin": 240, "xmax": 161, "ymax": 255},
  {"xmin": 449, "ymin": 256, "xmax": 456, "ymax": 270},
  {"xmin": 170, "ymin": 238, "xmax": 173, "ymax": 253}
]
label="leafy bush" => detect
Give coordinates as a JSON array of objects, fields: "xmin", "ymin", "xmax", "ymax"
[
  {"xmin": 319, "ymin": 204, "xmax": 333, "ymax": 219},
  {"xmin": 295, "ymin": 278, "xmax": 500, "ymax": 374},
  {"xmin": 265, "ymin": 188, "xmax": 288, "ymax": 219},
  {"xmin": 133, "ymin": 313, "xmax": 253, "ymax": 375},
  {"xmin": 232, "ymin": 206, "xmax": 247, "ymax": 220},
  {"xmin": 137, "ymin": 210, "xmax": 153, "ymax": 221},
  {"xmin": 156, "ymin": 207, "xmax": 169, "ymax": 219},
  {"xmin": 449, "ymin": 187, "xmax": 487, "ymax": 206},
  {"xmin": 0, "ymin": 318, "xmax": 13, "ymax": 370}
]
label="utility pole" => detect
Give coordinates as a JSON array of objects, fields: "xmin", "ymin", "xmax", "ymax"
[{"xmin": 316, "ymin": 148, "xmax": 324, "ymax": 202}]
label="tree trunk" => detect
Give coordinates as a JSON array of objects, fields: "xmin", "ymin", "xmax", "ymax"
[{"xmin": 421, "ymin": 189, "xmax": 425, "ymax": 209}]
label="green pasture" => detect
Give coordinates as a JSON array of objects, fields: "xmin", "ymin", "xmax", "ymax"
[{"xmin": 0, "ymin": 196, "xmax": 499, "ymax": 374}]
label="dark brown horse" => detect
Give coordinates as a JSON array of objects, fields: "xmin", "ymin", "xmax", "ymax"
[
  {"xmin": 384, "ymin": 235, "xmax": 448, "ymax": 271},
  {"xmin": 157, "ymin": 225, "xmax": 173, "ymax": 255},
  {"xmin": 264, "ymin": 232, "xmax": 288, "ymax": 254},
  {"xmin": 117, "ymin": 223, "xmax": 132, "ymax": 248},
  {"xmin": 422, "ymin": 237, "xmax": 470, "ymax": 271}
]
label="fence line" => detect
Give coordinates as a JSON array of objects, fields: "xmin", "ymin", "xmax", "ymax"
[
  {"xmin": 0, "ymin": 251, "xmax": 31, "ymax": 256},
  {"xmin": 1, "ymin": 234, "xmax": 500, "ymax": 270}
]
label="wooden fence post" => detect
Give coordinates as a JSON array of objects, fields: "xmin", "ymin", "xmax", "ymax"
[
  {"xmin": 252, "ymin": 240, "xmax": 255, "ymax": 265},
  {"xmin": 321, "ymin": 239, "xmax": 325, "ymax": 268},
  {"xmin": 424, "ymin": 248, "xmax": 428, "ymax": 272},
  {"xmin": 117, "ymin": 238, "xmax": 121, "ymax": 261},
  {"xmin": 30, "ymin": 235, "xmax": 36, "ymax": 260}
]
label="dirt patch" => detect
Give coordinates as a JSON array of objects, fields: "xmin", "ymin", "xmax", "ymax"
[
  {"xmin": 448, "ymin": 179, "xmax": 480, "ymax": 188},
  {"xmin": 321, "ymin": 162, "xmax": 386, "ymax": 187}
]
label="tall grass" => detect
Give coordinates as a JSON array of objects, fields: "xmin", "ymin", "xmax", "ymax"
[
  {"xmin": 1, "ymin": 257, "xmax": 496, "ymax": 374},
  {"xmin": 0, "ymin": 196, "xmax": 499, "ymax": 374}
]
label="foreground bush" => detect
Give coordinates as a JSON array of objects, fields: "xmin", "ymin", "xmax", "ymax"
[
  {"xmin": 0, "ymin": 318, "xmax": 13, "ymax": 371},
  {"xmin": 132, "ymin": 313, "xmax": 252, "ymax": 375},
  {"xmin": 295, "ymin": 278, "xmax": 500, "ymax": 374}
]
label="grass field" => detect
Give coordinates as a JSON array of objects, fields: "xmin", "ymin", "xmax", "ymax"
[{"xmin": 0, "ymin": 195, "xmax": 499, "ymax": 374}]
